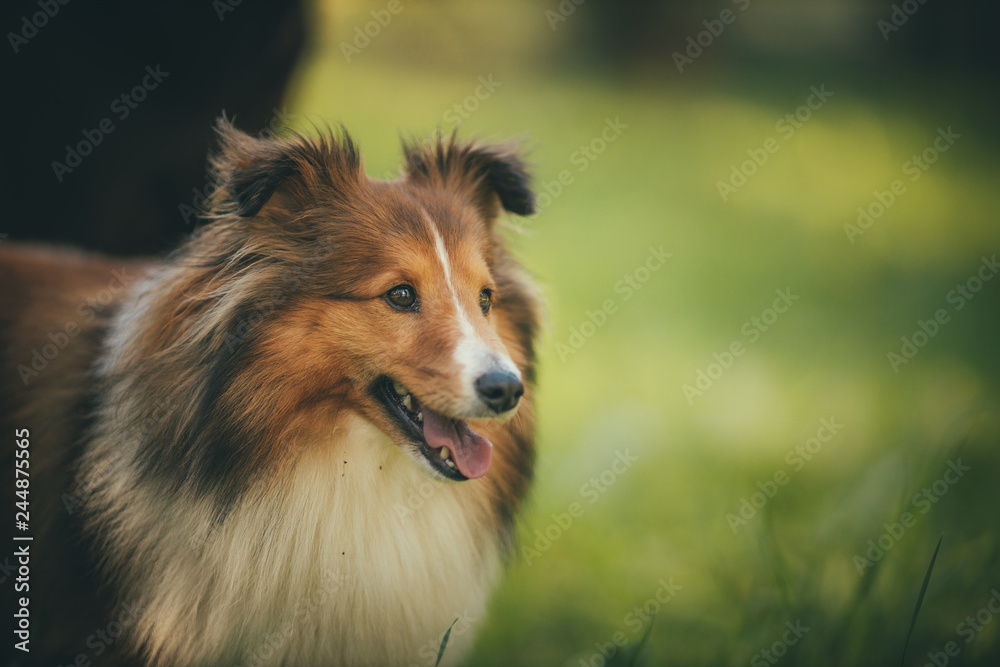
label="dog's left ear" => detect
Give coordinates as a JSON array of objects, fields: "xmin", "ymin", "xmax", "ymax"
[{"xmin": 403, "ymin": 135, "xmax": 535, "ymax": 219}]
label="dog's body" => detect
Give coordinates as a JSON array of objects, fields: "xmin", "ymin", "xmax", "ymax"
[{"xmin": 1, "ymin": 123, "xmax": 540, "ymax": 666}]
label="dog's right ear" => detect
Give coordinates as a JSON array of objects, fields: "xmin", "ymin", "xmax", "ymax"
[
  {"xmin": 209, "ymin": 117, "xmax": 362, "ymax": 219},
  {"xmin": 403, "ymin": 133, "xmax": 535, "ymax": 221}
]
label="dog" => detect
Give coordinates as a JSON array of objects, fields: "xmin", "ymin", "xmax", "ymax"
[{"xmin": 0, "ymin": 120, "xmax": 540, "ymax": 666}]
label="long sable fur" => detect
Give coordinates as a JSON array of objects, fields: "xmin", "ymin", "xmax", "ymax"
[{"xmin": 1, "ymin": 119, "xmax": 541, "ymax": 666}]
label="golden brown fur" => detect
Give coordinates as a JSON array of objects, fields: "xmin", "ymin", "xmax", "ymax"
[{"xmin": 0, "ymin": 120, "xmax": 540, "ymax": 666}]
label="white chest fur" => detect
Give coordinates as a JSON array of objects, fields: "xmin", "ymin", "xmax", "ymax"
[{"xmin": 101, "ymin": 418, "xmax": 502, "ymax": 666}]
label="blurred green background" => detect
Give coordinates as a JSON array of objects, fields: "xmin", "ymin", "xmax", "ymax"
[
  {"xmin": 282, "ymin": 1, "xmax": 1000, "ymax": 665},
  {"xmin": 280, "ymin": 0, "xmax": 1000, "ymax": 665},
  {"xmin": 2, "ymin": 0, "xmax": 997, "ymax": 664}
]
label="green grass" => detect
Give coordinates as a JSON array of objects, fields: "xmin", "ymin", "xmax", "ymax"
[{"xmin": 286, "ymin": 38, "xmax": 1000, "ymax": 666}]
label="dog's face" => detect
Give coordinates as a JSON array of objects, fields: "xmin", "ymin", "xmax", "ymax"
[{"xmin": 211, "ymin": 122, "xmax": 536, "ymax": 481}]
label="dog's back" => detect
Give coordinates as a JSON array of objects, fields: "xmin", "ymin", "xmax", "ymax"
[{"xmin": 1, "ymin": 245, "xmax": 152, "ymax": 665}]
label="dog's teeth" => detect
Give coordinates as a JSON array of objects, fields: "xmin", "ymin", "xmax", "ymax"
[
  {"xmin": 416, "ymin": 411, "xmax": 423, "ymax": 422},
  {"xmin": 446, "ymin": 459, "xmax": 457, "ymax": 469},
  {"xmin": 392, "ymin": 381, "xmax": 406, "ymax": 396},
  {"xmin": 402, "ymin": 394, "xmax": 412, "ymax": 411},
  {"xmin": 440, "ymin": 447, "xmax": 451, "ymax": 460}
]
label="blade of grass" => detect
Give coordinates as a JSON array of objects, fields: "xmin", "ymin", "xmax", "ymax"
[
  {"xmin": 626, "ymin": 616, "xmax": 656, "ymax": 667},
  {"xmin": 900, "ymin": 535, "xmax": 943, "ymax": 667},
  {"xmin": 434, "ymin": 618, "xmax": 459, "ymax": 667},
  {"xmin": 830, "ymin": 550, "xmax": 883, "ymax": 664},
  {"xmin": 759, "ymin": 511, "xmax": 796, "ymax": 613}
]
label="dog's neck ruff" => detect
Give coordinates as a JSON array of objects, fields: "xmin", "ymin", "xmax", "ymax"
[{"xmin": 84, "ymin": 415, "xmax": 501, "ymax": 666}]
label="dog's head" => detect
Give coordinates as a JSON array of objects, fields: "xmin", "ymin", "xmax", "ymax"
[{"xmin": 202, "ymin": 120, "xmax": 538, "ymax": 482}]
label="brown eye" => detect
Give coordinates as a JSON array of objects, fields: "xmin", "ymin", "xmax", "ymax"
[
  {"xmin": 479, "ymin": 288, "xmax": 493, "ymax": 314},
  {"xmin": 386, "ymin": 285, "xmax": 417, "ymax": 310}
]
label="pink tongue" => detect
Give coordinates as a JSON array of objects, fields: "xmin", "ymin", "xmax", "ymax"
[{"xmin": 421, "ymin": 408, "xmax": 493, "ymax": 479}]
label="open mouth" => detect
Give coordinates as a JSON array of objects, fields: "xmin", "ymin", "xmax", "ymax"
[{"xmin": 373, "ymin": 376, "xmax": 493, "ymax": 481}]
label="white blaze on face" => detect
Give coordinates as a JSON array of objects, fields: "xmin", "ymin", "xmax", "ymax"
[{"xmin": 424, "ymin": 212, "xmax": 520, "ymax": 416}]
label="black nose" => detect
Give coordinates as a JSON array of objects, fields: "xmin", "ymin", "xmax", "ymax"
[{"xmin": 475, "ymin": 370, "xmax": 524, "ymax": 413}]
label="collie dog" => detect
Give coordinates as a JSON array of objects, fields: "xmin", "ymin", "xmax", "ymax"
[{"xmin": 0, "ymin": 120, "xmax": 540, "ymax": 666}]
